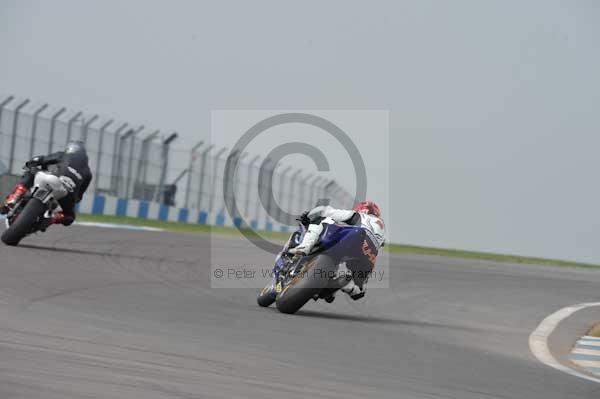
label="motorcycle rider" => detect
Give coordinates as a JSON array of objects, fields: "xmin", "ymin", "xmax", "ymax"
[
  {"xmin": 289, "ymin": 201, "xmax": 386, "ymax": 301},
  {"xmin": 0, "ymin": 140, "xmax": 92, "ymax": 228}
]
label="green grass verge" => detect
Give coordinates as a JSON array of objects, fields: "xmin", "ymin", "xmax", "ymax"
[
  {"xmin": 77, "ymin": 213, "xmax": 291, "ymax": 241},
  {"xmin": 77, "ymin": 213, "xmax": 600, "ymax": 269},
  {"xmin": 384, "ymin": 243, "xmax": 599, "ymax": 268}
]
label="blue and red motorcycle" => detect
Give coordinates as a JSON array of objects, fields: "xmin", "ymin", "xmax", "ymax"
[{"xmin": 257, "ymin": 216, "xmax": 377, "ymax": 314}]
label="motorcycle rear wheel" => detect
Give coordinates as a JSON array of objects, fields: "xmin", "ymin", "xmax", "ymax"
[{"xmin": 275, "ymin": 254, "xmax": 336, "ymax": 314}]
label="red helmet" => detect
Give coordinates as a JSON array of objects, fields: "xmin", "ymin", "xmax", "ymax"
[{"xmin": 352, "ymin": 201, "xmax": 381, "ymax": 217}]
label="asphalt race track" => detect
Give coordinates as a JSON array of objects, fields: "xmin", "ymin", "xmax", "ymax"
[{"xmin": 0, "ymin": 224, "xmax": 599, "ymax": 398}]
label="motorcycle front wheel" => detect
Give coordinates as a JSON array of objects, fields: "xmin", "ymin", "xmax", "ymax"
[
  {"xmin": 1, "ymin": 198, "xmax": 46, "ymax": 246},
  {"xmin": 257, "ymin": 283, "xmax": 277, "ymax": 307}
]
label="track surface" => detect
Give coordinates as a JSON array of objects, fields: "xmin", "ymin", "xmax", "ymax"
[{"xmin": 0, "ymin": 224, "xmax": 599, "ymax": 398}]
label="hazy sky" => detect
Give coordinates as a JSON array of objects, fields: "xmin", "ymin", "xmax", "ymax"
[{"xmin": 1, "ymin": 0, "xmax": 599, "ymax": 263}]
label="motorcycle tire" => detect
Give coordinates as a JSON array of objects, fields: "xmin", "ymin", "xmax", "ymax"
[
  {"xmin": 275, "ymin": 254, "xmax": 336, "ymax": 314},
  {"xmin": 1, "ymin": 198, "xmax": 46, "ymax": 246},
  {"xmin": 257, "ymin": 284, "xmax": 277, "ymax": 307}
]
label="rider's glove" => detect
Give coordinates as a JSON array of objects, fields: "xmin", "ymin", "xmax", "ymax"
[
  {"xmin": 25, "ymin": 156, "xmax": 43, "ymax": 168},
  {"xmin": 342, "ymin": 283, "xmax": 366, "ymax": 301},
  {"xmin": 296, "ymin": 210, "xmax": 311, "ymax": 227}
]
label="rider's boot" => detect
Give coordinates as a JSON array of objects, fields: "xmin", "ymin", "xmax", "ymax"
[
  {"xmin": 341, "ymin": 280, "xmax": 366, "ymax": 300},
  {"xmin": 39, "ymin": 212, "xmax": 65, "ymax": 232},
  {"xmin": 288, "ymin": 223, "xmax": 323, "ymax": 256},
  {"xmin": 0, "ymin": 184, "xmax": 28, "ymax": 215},
  {"xmin": 52, "ymin": 212, "xmax": 65, "ymax": 225}
]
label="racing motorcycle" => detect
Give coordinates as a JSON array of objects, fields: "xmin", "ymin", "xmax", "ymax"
[
  {"xmin": 1, "ymin": 167, "xmax": 71, "ymax": 246},
  {"xmin": 257, "ymin": 216, "xmax": 375, "ymax": 314}
]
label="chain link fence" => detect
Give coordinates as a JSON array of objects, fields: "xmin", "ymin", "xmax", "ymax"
[{"xmin": 0, "ymin": 95, "xmax": 354, "ymax": 225}]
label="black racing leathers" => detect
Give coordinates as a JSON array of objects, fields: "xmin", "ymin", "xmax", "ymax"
[{"xmin": 20, "ymin": 151, "xmax": 92, "ymax": 225}]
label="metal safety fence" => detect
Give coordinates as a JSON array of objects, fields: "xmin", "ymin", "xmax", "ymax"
[{"xmin": 0, "ymin": 95, "xmax": 354, "ymax": 227}]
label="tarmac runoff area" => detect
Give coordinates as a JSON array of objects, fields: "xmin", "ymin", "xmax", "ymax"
[{"xmin": 0, "ymin": 222, "xmax": 599, "ymax": 398}]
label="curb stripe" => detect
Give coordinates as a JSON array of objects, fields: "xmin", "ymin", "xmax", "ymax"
[
  {"xmin": 529, "ymin": 302, "xmax": 600, "ymax": 384},
  {"xmin": 92, "ymin": 195, "xmax": 106, "ymax": 215},
  {"xmin": 116, "ymin": 198, "xmax": 128, "ymax": 217},
  {"xmin": 158, "ymin": 204, "xmax": 169, "ymax": 221},
  {"xmin": 580, "ymin": 340, "xmax": 600, "ymax": 346},
  {"xmin": 198, "ymin": 211, "xmax": 208, "ymax": 225},
  {"xmin": 576, "ymin": 344, "xmax": 600, "ymax": 350},
  {"xmin": 572, "ymin": 348, "xmax": 600, "ymax": 356},
  {"xmin": 582, "ymin": 336, "xmax": 600, "ymax": 341},
  {"xmin": 138, "ymin": 201, "xmax": 149, "ymax": 219},
  {"xmin": 178, "ymin": 208, "xmax": 189, "ymax": 223},
  {"xmin": 573, "ymin": 360, "xmax": 600, "ymax": 368},
  {"xmin": 571, "ymin": 337, "xmax": 600, "ymax": 378},
  {"xmin": 571, "ymin": 353, "xmax": 600, "ymax": 361},
  {"xmin": 576, "ymin": 341, "xmax": 600, "ymax": 347}
]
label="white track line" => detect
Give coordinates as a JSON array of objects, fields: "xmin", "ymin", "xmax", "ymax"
[
  {"xmin": 529, "ymin": 302, "xmax": 600, "ymax": 384},
  {"xmin": 75, "ymin": 221, "xmax": 163, "ymax": 232}
]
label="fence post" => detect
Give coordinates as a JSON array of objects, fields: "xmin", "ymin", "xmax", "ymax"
[
  {"xmin": 29, "ymin": 103, "xmax": 48, "ymax": 160},
  {"xmin": 125, "ymin": 125, "xmax": 144, "ymax": 198},
  {"xmin": 94, "ymin": 119, "xmax": 114, "ymax": 193},
  {"xmin": 298, "ymin": 173, "xmax": 314, "ymax": 212},
  {"xmin": 110, "ymin": 123, "xmax": 129, "ymax": 194},
  {"xmin": 8, "ymin": 98, "xmax": 30, "ymax": 174},
  {"xmin": 328, "ymin": 182, "xmax": 342, "ymax": 207},
  {"xmin": 286, "ymin": 169, "xmax": 302, "ymax": 218},
  {"xmin": 66, "ymin": 111, "xmax": 83, "ymax": 143},
  {"xmin": 265, "ymin": 162, "xmax": 282, "ymax": 222},
  {"xmin": 231, "ymin": 152, "xmax": 248, "ymax": 221},
  {"xmin": 156, "ymin": 132, "xmax": 178, "ymax": 204},
  {"xmin": 277, "ymin": 165, "xmax": 293, "ymax": 222},
  {"xmin": 223, "ymin": 150, "xmax": 240, "ymax": 220},
  {"xmin": 0, "ymin": 95, "xmax": 15, "ymax": 133},
  {"xmin": 196, "ymin": 145, "xmax": 215, "ymax": 210},
  {"xmin": 0, "ymin": 96, "xmax": 14, "ymax": 172},
  {"xmin": 81, "ymin": 114, "xmax": 98, "ymax": 143},
  {"xmin": 339, "ymin": 187, "xmax": 349, "ymax": 208},
  {"xmin": 184, "ymin": 141, "xmax": 204, "ymax": 209},
  {"xmin": 116, "ymin": 128, "xmax": 135, "ymax": 196},
  {"xmin": 244, "ymin": 155, "xmax": 260, "ymax": 218},
  {"xmin": 208, "ymin": 147, "xmax": 227, "ymax": 213},
  {"xmin": 316, "ymin": 179, "xmax": 330, "ymax": 206},
  {"xmin": 322, "ymin": 179, "xmax": 335, "ymax": 203},
  {"xmin": 255, "ymin": 157, "xmax": 272, "ymax": 223},
  {"xmin": 308, "ymin": 176, "xmax": 323, "ymax": 208},
  {"xmin": 136, "ymin": 129, "xmax": 160, "ymax": 200},
  {"xmin": 48, "ymin": 107, "xmax": 66, "ymax": 153}
]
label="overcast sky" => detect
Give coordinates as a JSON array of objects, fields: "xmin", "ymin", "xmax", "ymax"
[{"xmin": 1, "ymin": 0, "xmax": 599, "ymax": 263}]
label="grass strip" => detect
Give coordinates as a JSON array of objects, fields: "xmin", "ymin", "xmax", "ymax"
[{"xmin": 77, "ymin": 213, "xmax": 599, "ymax": 269}]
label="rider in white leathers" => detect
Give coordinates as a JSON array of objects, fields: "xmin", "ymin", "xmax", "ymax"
[{"xmin": 289, "ymin": 201, "xmax": 386, "ymax": 300}]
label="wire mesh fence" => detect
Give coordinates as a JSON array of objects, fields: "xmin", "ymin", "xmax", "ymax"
[{"xmin": 0, "ymin": 95, "xmax": 354, "ymax": 225}]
